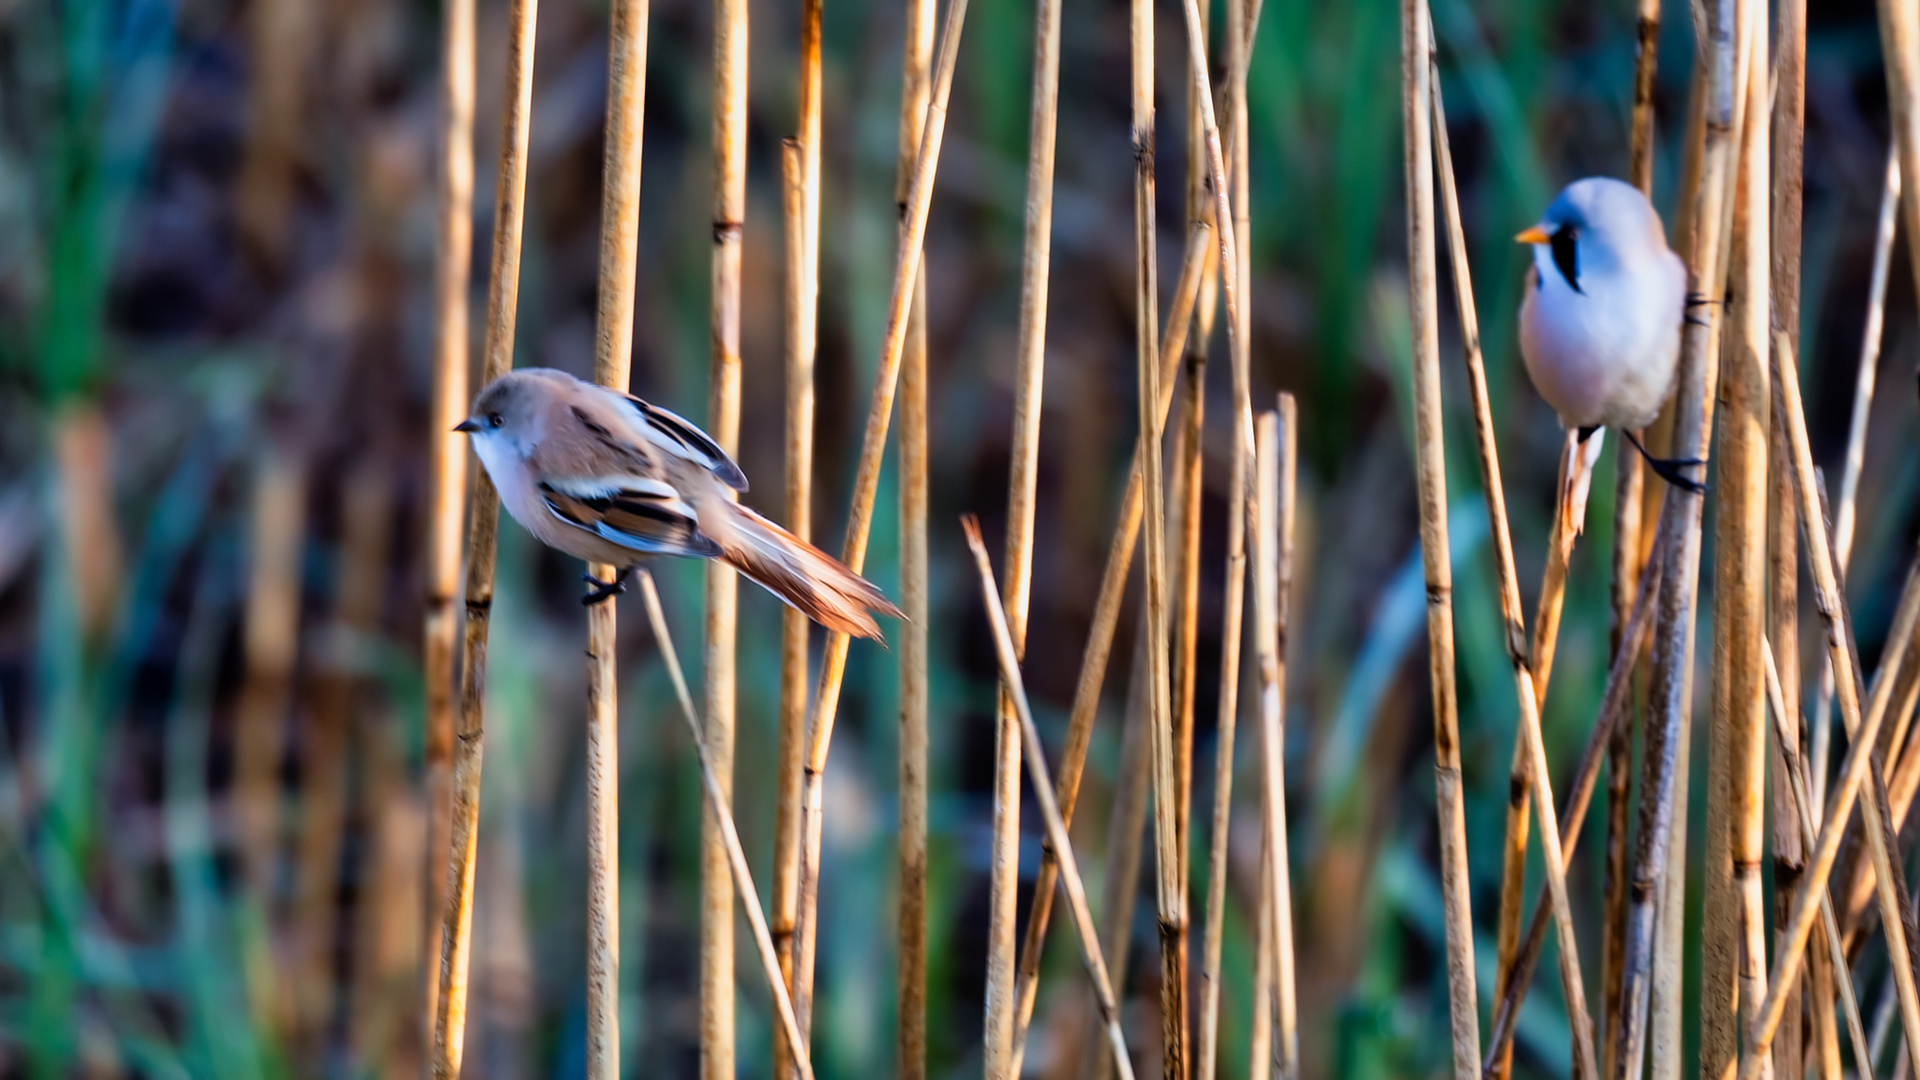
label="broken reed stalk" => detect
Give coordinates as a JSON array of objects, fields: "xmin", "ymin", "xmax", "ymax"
[
  {"xmin": 773, "ymin": 139, "xmax": 812, "ymax": 1080},
  {"xmin": 1427, "ymin": 62, "xmax": 1598, "ymax": 1080},
  {"xmin": 700, "ymin": 0, "xmax": 748, "ymax": 1065},
  {"xmin": 789, "ymin": 0, "xmax": 969, "ymax": 1037},
  {"xmin": 1603, "ymin": 0, "xmax": 1659, "ymax": 1062},
  {"xmin": 1812, "ymin": 148, "xmax": 1899, "ymax": 804},
  {"xmin": 1737, "ymin": 331, "xmax": 1920, "ymax": 1080},
  {"xmin": 1760, "ymin": 644, "xmax": 1875, "ymax": 1075},
  {"xmin": 1254, "ymin": 404, "xmax": 1300, "ymax": 1079},
  {"xmin": 1007, "ymin": 221, "xmax": 1211, "ymax": 1072},
  {"xmin": 585, "ymin": 0, "xmax": 650, "ymax": 1072},
  {"xmin": 1767, "ymin": 0, "xmax": 1807, "ymax": 1069},
  {"xmin": 1613, "ymin": 0, "xmax": 1741, "ymax": 1072},
  {"xmin": 429, "ymin": 0, "xmax": 539, "ymax": 1068},
  {"xmin": 1837, "ymin": 558, "xmax": 1920, "ymax": 944},
  {"xmin": 1702, "ymin": 11, "xmax": 1770, "ymax": 1071},
  {"xmin": 962, "ymin": 518, "xmax": 1137, "ymax": 1080},
  {"xmin": 422, "ymin": 0, "xmax": 475, "ymax": 1042},
  {"xmin": 1079, "ymin": 625, "xmax": 1153, "ymax": 1080},
  {"xmin": 891, "ymin": 0, "xmax": 933, "ymax": 1065},
  {"xmin": 1127, "ymin": 0, "xmax": 1182, "ymax": 1064},
  {"xmin": 1480, "ymin": 538, "xmax": 1665, "ymax": 1072},
  {"xmin": 984, "ymin": 0, "xmax": 1062, "ymax": 1062},
  {"xmin": 636, "ymin": 573, "xmax": 816, "ymax": 1080},
  {"xmin": 1401, "ymin": 3, "xmax": 1480, "ymax": 1074}
]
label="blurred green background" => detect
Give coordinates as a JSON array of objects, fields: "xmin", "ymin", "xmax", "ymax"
[{"xmin": 0, "ymin": 0, "xmax": 1913, "ymax": 1076}]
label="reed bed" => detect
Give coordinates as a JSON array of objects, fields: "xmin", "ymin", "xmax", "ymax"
[{"xmin": 16, "ymin": 0, "xmax": 1920, "ymax": 1075}]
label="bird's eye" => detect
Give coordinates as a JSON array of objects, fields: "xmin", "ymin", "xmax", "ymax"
[{"xmin": 488, "ymin": 413, "xmax": 504, "ymax": 429}]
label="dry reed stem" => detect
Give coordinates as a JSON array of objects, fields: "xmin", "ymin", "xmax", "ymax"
[
  {"xmin": 1426, "ymin": 64, "xmax": 1597, "ymax": 1080},
  {"xmin": 1838, "ymin": 559, "xmax": 1920, "ymax": 945},
  {"xmin": 234, "ymin": 450, "xmax": 306, "ymax": 904},
  {"xmin": 1128, "ymin": 0, "xmax": 1182, "ymax": 1065},
  {"xmin": 1402, "ymin": 3, "xmax": 1481, "ymax": 1073},
  {"xmin": 1605, "ymin": 0, "xmax": 1659, "ymax": 1046},
  {"xmin": 1766, "ymin": 0, "xmax": 1808, "ymax": 1062},
  {"xmin": 1614, "ymin": 0, "xmax": 1742, "ymax": 1070},
  {"xmin": 636, "ymin": 573, "xmax": 816, "ymax": 1080},
  {"xmin": 1080, "ymin": 623, "xmax": 1154, "ymax": 1080},
  {"xmin": 1879, "ymin": 0, "xmax": 1920, "ymax": 310},
  {"xmin": 581, "ymin": 0, "xmax": 650, "ymax": 1072},
  {"xmin": 1248, "ymin": 838, "xmax": 1275, "ymax": 1080},
  {"xmin": 772, "ymin": 139, "xmax": 812, "ymax": 1080},
  {"xmin": 1738, "ymin": 331, "xmax": 1920, "ymax": 1080},
  {"xmin": 236, "ymin": 0, "xmax": 308, "ymax": 265},
  {"xmin": 429, "ymin": 0, "xmax": 539, "ymax": 1066},
  {"xmin": 1812, "ymin": 149, "xmax": 1900, "ymax": 808},
  {"xmin": 1481, "ymin": 540, "xmax": 1665, "ymax": 1072},
  {"xmin": 1008, "ymin": 222, "xmax": 1212, "ymax": 1071},
  {"xmin": 963, "ymin": 518, "xmax": 1139, "ymax": 1080},
  {"xmin": 770, "ymin": 0, "xmax": 825, "ymax": 1067},
  {"xmin": 1254, "ymin": 404, "xmax": 1300, "ymax": 1079},
  {"xmin": 891, "ymin": 0, "xmax": 934, "ymax": 1061},
  {"xmin": 421, "ymin": 0, "xmax": 475, "ymax": 1047},
  {"xmin": 1704, "ymin": 13, "xmax": 1770, "ymax": 1071},
  {"xmin": 701, "ymin": 0, "xmax": 748, "ymax": 1065},
  {"xmin": 1760, "ymin": 645, "xmax": 1875, "ymax": 1076},
  {"xmin": 985, "ymin": 0, "xmax": 1063, "ymax": 1062},
  {"xmin": 790, "ymin": 0, "xmax": 969, "ymax": 1038}
]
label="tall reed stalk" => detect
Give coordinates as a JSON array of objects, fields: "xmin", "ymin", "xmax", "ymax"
[
  {"xmin": 789, "ymin": 0, "xmax": 969, "ymax": 1037},
  {"xmin": 700, "ymin": 0, "xmax": 747, "ymax": 1064},
  {"xmin": 1254, "ymin": 403, "xmax": 1299, "ymax": 1079},
  {"xmin": 1081, "ymin": 626, "xmax": 1153, "ymax": 1080},
  {"xmin": 1399, "ymin": 3, "xmax": 1479, "ymax": 1074},
  {"xmin": 421, "ymin": 0, "xmax": 474, "ymax": 1050},
  {"xmin": 583, "ymin": 0, "xmax": 649, "ymax": 1073},
  {"xmin": 233, "ymin": 449, "xmax": 305, "ymax": 907},
  {"xmin": 429, "ymin": 0, "xmax": 538, "ymax": 1068},
  {"xmin": 1878, "ymin": 0, "xmax": 1920, "ymax": 305},
  {"xmin": 1766, "ymin": 0, "xmax": 1807, "ymax": 1070},
  {"xmin": 1737, "ymin": 332, "xmax": 1920, "ymax": 1079},
  {"xmin": 984, "ymin": 0, "xmax": 1062, "ymax": 1062},
  {"xmin": 1007, "ymin": 221, "xmax": 1211, "ymax": 1074},
  {"xmin": 1613, "ymin": 1, "xmax": 1739, "ymax": 1071},
  {"xmin": 1428, "ymin": 63, "xmax": 1596, "ymax": 1080},
  {"xmin": 771, "ymin": 0, "xmax": 824, "ymax": 1065},
  {"xmin": 891, "ymin": 0, "xmax": 934, "ymax": 1064},
  {"xmin": 1701, "ymin": 11, "xmax": 1769, "ymax": 1071},
  {"xmin": 636, "ymin": 573, "xmax": 817, "ymax": 1080},
  {"xmin": 964, "ymin": 518, "xmax": 1137, "ymax": 1080}
]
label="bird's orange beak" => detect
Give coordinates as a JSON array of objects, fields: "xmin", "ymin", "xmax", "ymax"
[{"xmin": 1514, "ymin": 225, "xmax": 1551, "ymax": 245}]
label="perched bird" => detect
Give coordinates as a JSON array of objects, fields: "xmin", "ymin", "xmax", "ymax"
[
  {"xmin": 456, "ymin": 367, "xmax": 900, "ymax": 640},
  {"xmin": 1516, "ymin": 176, "xmax": 1704, "ymax": 492}
]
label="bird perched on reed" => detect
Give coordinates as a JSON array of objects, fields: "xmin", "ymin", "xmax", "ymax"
[
  {"xmin": 1517, "ymin": 176, "xmax": 1703, "ymax": 492},
  {"xmin": 457, "ymin": 367, "xmax": 900, "ymax": 639}
]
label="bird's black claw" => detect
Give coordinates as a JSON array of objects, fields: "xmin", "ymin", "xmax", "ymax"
[{"xmin": 580, "ymin": 569, "xmax": 631, "ymax": 606}]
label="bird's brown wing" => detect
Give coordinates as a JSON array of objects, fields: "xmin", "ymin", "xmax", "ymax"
[
  {"xmin": 540, "ymin": 478, "xmax": 721, "ymax": 560},
  {"xmin": 622, "ymin": 394, "xmax": 750, "ymax": 492}
]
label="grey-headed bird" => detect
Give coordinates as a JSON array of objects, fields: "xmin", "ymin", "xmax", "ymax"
[
  {"xmin": 456, "ymin": 367, "xmax": 900, "ymax": 639},
  {"xmin": 1517, "ymin": 176, "xmax": 1704, "ymax": 492}
]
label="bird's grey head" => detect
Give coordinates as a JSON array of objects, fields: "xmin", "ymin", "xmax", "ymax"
[
  {"xmin": 1519, "ymin": 177, "xmax": 1671, "ymax": 295},
  {"xmin": 455, "ymin": 369, "xmax": 556, "ymax": 455}
]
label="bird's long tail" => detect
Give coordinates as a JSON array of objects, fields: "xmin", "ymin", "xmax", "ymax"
[{"xmin": 708, "ymin": 501, "xmax": 901, "ymax": 641}]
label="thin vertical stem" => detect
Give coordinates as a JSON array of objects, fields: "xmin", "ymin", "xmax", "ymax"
[
  {"xmin": 1248, "ymin": 838, "xmax": 1274, "ymax": 1080},
  {"xmin": 234, "ymin": 449, "xmax": 305, "ymax": 906},
  {"xmin": 1614, "ymin": 0, "xmax": 1741, "ymax": 1070},
  {"xmin": 637, "ymin": 574, "xmax": 816, "ymax": 1080},
  {"xmin": 701, "ymin": 0, "xmax": 747, "ymax": 1066},
  {"xmin": 890, "ymin": 0, "xmax": 932, "ymax": 1064},
  {"xmin": 586, "ymin": 0, "xmax": 649, "ymax": 1073},
  {"xmin": 1080, "ymin": 623, "xmax": 1154, "ymax": 1080},
  {"xmin": 964, "ymin": 518, "xmax": 1138, "ymax": 1080},
  {"xmin": 422, "ymin": 0, "xmax": 475, "ymax": 1047},
  {"xmin": 1429, "ymin": 64, "xmax": 1596, "ymax": 1080},
  {"xmin": 1877, "ymin": 0, "xmax": 1920, "ymax": 312},
  {"xmin": 430, "ymin": 0, "xmax": 538, "ymax": 1067},
  {"xmin": 1737, "ymin": 332, "xmax": 1920, "ymax": 1079},
  {"xmin": 985, "ymin": 0, "xmax": 1062, "ymax": 1060},
  {"xmin": 790, "ymin": 0, "xmax": 969, "ymax": 1038},
  {"xmin": 1401, "ymin": 3, "xmax": 1479, "ymax": 1074},
  {"xmin": 1254, "ymin": 405, "xmax": 1299, "ymax": 1079}
]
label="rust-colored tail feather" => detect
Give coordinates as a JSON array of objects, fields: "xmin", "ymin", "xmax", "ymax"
[{"xmin": 713, "ymin": 502, "xmax": 902, "ymax": 640}]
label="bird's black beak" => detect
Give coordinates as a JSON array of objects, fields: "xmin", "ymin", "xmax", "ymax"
[{"xmin": 453, "ymin": 419, "xmax": 480, "ymax": 433}]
